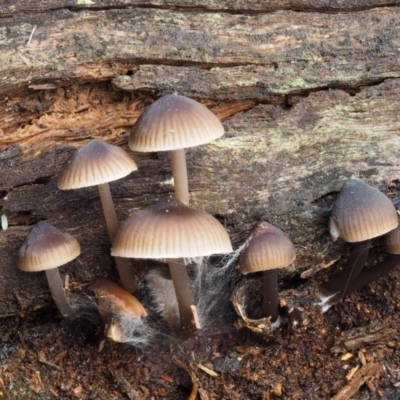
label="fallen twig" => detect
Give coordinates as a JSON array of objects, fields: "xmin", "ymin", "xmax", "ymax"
[
  {"xmin": 172, "ymin": 355, "xmax": 198, "ymax": 400},
  {"xmin": 331, "ymin": 363, "xmax": 380, "ymax": 400}
]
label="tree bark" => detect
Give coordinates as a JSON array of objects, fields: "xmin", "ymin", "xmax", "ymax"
[{"xmin": 1, "ymin": 1, "xmax": 400, "ymax": 314}]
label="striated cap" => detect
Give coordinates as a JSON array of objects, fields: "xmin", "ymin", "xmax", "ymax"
[
  {"xmin": 129, "ymin": 94, "xmax": 224, "ymax": 152},
  {"xmin": 58, "ymin": 139, "xmax": 137, "ymax": 190},
  {"xmin": 18, "ymin": 221, "xmax": 80, "ymax": 272},
  {"xmin": 238, "ymin": 222, "xmax": 296, "ymax": 275},
  {"xmin": 111, "ymin": 197, "xmax": 232, "ymax": 259},
  {"xmin": 329, "ymin": 179, "xmax": 398, "ymax": 243},
  {"xmin": 384, "ymin": 216, "xmax": 400, "ymax": 254},
  {"xmin": 89, "ymin": 277, "xmax": 147, "ymax": 319}
]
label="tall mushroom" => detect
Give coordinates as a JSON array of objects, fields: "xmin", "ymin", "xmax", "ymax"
[
  {"xmin": 57, "ymin": 139, "xmax": 138, "ymax": 292},
  {"xmin": 129, "ymin": 94, "xmax": 224, "ymax": 205},
  {"xmin": 111, "ymin": 197, "xmax": 232, "ymax": 338},
  {"xmin": 320, "ymin": 179, "xmax": 398, "ymax": 306},
  {"xmin": 237, "ymin": 222, "xmax": 296, "ymax": 322},
  {"xmin": 18, "ymin": 221, "xmax": 80, "ymax": 319}
]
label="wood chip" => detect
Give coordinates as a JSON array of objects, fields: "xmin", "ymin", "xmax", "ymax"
[
  {"xmin": 331, "ymin": 321, "xmax": 397, "ymax": 354},
  {"xmin": 358, "ymin": 351, "xmax": 367, "ymax": 366},
  {"xmin": 197, "ymin": 363, "xmax": 219, "ymax": 377},
  {"xmin": 190, "ymin": 305, "xmax": 201, "ymax": 330},
  {"xmin": 346, "ymin": 366, "xmax": 359, "ymax": 382},
  {"xmin": 340, "ymin": 353, "xmax": 353, "ymax": 361},
  {"xmin": 109, "ymin": 369, "xmax": 138, "ymax": 400},
  {"xmin": 331, "ymin": 363, "xmax": 381, "ymax": 400},
  {"xmin": 161, "ymin": 374, "xmax": 174, "ymax": 383},
  {"xmin": 38, "ymin": 356, "xmax": 62, "ymax": 371},
  {"xmin": 300, "ymin": 257, "xmax": 339, "ymax": 279}
]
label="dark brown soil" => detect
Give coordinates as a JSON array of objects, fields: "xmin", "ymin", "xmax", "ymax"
[{"xmin": 1, "ymin": 265, "xmax": 400, "ymax": 400}]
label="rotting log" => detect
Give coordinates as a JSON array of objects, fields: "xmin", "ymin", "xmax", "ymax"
[{"xmin": 1, "ymin": 1, "xmax": 400, "ymax": 315}]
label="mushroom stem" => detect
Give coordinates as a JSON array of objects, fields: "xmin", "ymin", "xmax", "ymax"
[
  {"xmin": 320, "ymin": 240, "xmax": 371, "ymax": 304},
  {"xmin": 261, "ymin": 269, "xmax": 279, "ymax": 321},
  {"xmin": 98, "ymin": 183, "xmax": 119, "ymax": 240},
  {"xmin": 45, "ymin": 269, "xmax": 77, "ymax": 319},
  {"xmin": 343, "ymin": 254, "xmax": 400, "ymax": 297},
  {"xmin": 97, "ymin": 183, "xmax": 137, "ymax": 293},
  {"xmin": 167, "ymin": 258, "xmax": 197, "ymax": 337},
  {"xmin": 170, "ymin": 149, "xmax": 189, "ymax": 205}
]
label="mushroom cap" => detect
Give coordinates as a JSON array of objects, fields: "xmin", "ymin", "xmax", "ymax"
[
  {"xmin": 129, "ymin": 94, "xmax": 224, "ymax": 152},
  {"xmin": 238, "ymin": 222, "xmax": 296, "ymax": 275},
  {"xmin": 18, "ymin": 221, "xmax": 81, "ymax": 272},
  {"xmin": 384, "ymin": 217, "xmax": 400, "ymax": 254},
  {"xmin": 329, "ymin": 179, "xmax": 398, "ymax": 243},
  {"xmin": 57, "ymin": 139, "xmax": 138, "ymax": 190},
  {"xmin": 111, "ymin": 197, "xmax": 233, "ymax": 259},
  {"xmin": 89, "ymin": 277, "xmax": 147, "ymax": 318}
]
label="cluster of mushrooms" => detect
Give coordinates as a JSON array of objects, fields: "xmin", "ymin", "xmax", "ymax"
[{"xmin": 17, "ymin": 94, "xmax": 400, "ymax": 342}]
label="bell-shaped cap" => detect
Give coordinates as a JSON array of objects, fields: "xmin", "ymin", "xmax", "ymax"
[
  {"xmin": 89, "ymin": 277, "xmax": 147, "ymax": 319},
  {"xmin": 329, "ymin": 179, "xmax": 398, "ymax": 243},
  {"xmin": 18, "ymin": 221, "xmax": 80, "ymax": 272},
  {"xmin": 129, "ymin": 94, "xmax": 224, "ymax": 152},
  {"xmin": 111, "ymin": 197, "xmax": 232, "ymax": 259},
  {"xmin": 238, "ymin": 222, "xmax": 296, "ymax": 275},
  {"xmin": 384, "ymin": 217, "xmax": 400, "ymax": 255},
  {"xmin": 58, "ymin": 139, "xmax": 137, "ymax": 190}
]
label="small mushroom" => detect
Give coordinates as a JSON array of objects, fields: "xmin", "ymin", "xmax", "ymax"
[
  {"xmin": 111, "ymin": 197, "xmax": 232, "ymax": 338},
  {"xmin": 89, "ymin": 277, "xmax": 148, "ymax": 343},
  {"xmin": 320, "ymin": 179, "xmax": 398, "ymax": 306},
  {"xmin": 89, "ymin": 277, "xmax": 147, "ymax": 320},
  {"xmin": 129, "ymin": 94, "xmax": 224, "ymax": 204},
  {"xmin": 18, "ymin": 221, "xmax": 80, "ymax": 319},
  {"xmin": 58, "ymin": 139, "xmax": 138, "ymax": 292},
  {"xmin": 237, "ymin": 222, "xmax": 296, "ymax": 322}
]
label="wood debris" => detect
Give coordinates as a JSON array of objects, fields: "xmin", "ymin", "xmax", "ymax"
[
  {"xmin": 331, "ymin": 363, "xmax": 381, "ymax": 400},
  {"xmin": 109, "ymin": 368, "xmax": 139, "ymax": 400},
  {"xmin": 331, "ymin": 321, "xmax": 397, "ymax": 354},
  {"xmin": 197, "ymin": 363, "xmax": 219, "ymax": 377}
]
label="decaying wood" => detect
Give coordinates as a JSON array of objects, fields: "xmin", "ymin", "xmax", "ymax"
[
  {"xmin": 1, "ymin": 2, "xmax": 400, "ymax": 314},
  {"xmin": 331, "ymin": 363, "xmax": 381, "ymax": 400},
  {"xmin": 331, "ymin": 321, "xmax": 398, "ymax": 354}
]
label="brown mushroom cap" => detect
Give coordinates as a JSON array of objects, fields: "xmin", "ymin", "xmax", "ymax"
[
  {"xmin": 129, "ymin": 94, "xmax": 224, "ymax": 152},
  {"xmin": 238, "ymin": 222, "xmax": 296, "ymax": 275},
  {"xmin": 111, "ymin": 197, "xmax": 232, "ymax": 259},
  {"xmin": 329, "ymin": 179, "xmax": 398, "ymax": 243},
  {"xmin": 18, "ymin": 221, "xmax": 81, "ymax": 272},
  {"xmin": 384, "ymin": 217, "xmax": 400, "ymax": 254},
  {"xmin": 57, "ymin": 139, "xmax": 138, "ymax": 190},
  {"xmin": 89, "ymin": 277, "xmax": 147, "ymax": 318}
]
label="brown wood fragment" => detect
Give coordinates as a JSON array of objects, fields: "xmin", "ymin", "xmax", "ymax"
[
  {"xmin": 331, "ymin": 363, "xmax": 381, "ymax": 400},
  {"xmin": 331, "ymin": 321, "xmax": 397, "ymax": 353},
  {"xmin": 109, "ymin": 369, "xmax": 139, "ymax": 400}
]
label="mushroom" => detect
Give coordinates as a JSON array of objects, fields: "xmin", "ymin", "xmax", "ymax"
[
  {"xmin": 89, "ymin": 277, "xmax": 148, "ymax": 343},
  {"xmin": 18, "ymin": 221, "xmax": 80, "ymax": 319},
  {"xmin": 320, "ymin": 179, "xmax": 398, "ymax": 306},
  {"xmin": 57, "ymin": 139, "xmax": 138, "ymax": 292},
  {"xmin": 89, "ymin": 277, "xmax": 147, "ymax": 320},
  {"xmin": 111, "ymin": 197, "xmax": 232, "ymax": 338},
  {"xmin": 237, "ymin": 222, "xmax": 296, "ymax": 322},
  {"xmin": 129, "ymin": 94, "xmax": 224, "ymax": 204},
  {"xmin": 341, "ymin": 217, "xmax": 400, "ymax": 297}
]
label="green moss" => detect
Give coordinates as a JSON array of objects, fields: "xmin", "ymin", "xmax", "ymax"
[{"xmin": 196, "ymin": 192, "xmax": 226, "ymax": 211}]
